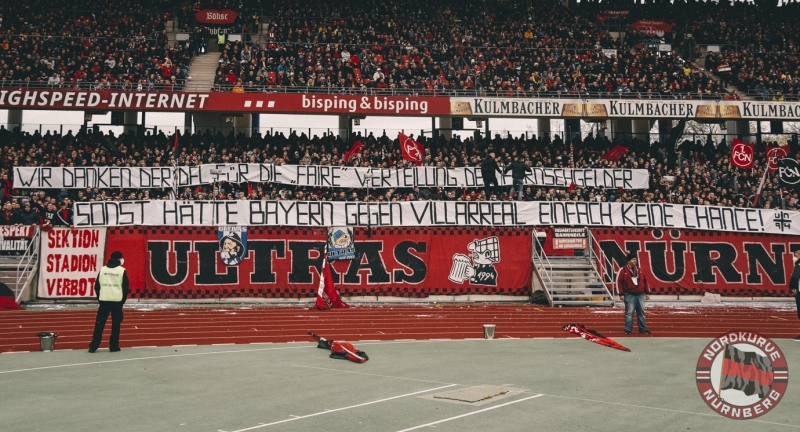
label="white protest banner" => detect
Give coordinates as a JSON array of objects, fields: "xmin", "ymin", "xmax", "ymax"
[
  {"xmin": 73, "ymin": 200, "xmax": 800, "ymax": 235},
  {"xmin": 37, "ymin": 227, "xmax": 107, "ymax": 299},
  {"xmin": 15, "ymin": 165, "xmax": 649, "ymax": 189}
]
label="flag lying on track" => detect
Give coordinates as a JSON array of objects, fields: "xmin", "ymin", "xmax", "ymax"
[
  {"xmin": 562, "ymin": 323, "xmax": 630, "ymax": 352},
  {"xmin": 315, "ymin": 256, "xmax": 349, "ymax": 310},
  {"xmin": 308, "ymin": 331, "xmax": 368, "ymax": 363},
  {"xmin": 721, "ymin": 344, "xmax": 773, "ymax": 398},
  {"xmin": 0, "ymin": 282, "xmax": 22, "ymax": 311}
]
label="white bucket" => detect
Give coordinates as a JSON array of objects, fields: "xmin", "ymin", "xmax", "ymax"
[{"xmin": 483, "ymin": 324, "xmax": 496, "ymax": 339}]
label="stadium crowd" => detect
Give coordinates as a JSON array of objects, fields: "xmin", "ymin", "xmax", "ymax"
[
  {"xmin": 0, "ymin": 125, "xmax": 795, "ymax": 227},
  {"xmin": 0, "ymin": 0, "xmax": 194, "ymax": 91}
]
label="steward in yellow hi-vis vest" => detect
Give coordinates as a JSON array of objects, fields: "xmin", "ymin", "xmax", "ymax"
[{"xmin": 89, "ymin": 251, "xmax": 130, "ymax": 353}]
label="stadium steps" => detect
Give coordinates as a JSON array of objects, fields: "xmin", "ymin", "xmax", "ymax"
[
  {"xmin": 0, "ymin": 253, "xmax": 38, "ymax": 302},
  {"xmin": 185, "ymin": 54, "xmax": 222, "ymax": 92},
  {"xmin": 533, "ymin": 257, "xmax": 615, "ymax": 307}
]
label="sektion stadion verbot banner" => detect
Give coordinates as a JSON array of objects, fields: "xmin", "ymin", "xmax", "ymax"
[{"xmin": 37, "ymin": 227, "xmax": 107, "ymax": 299}]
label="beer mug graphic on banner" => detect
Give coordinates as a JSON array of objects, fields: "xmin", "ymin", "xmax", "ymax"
[{"xmin": 449, "ymin": 254, "xmax": 472, "ymax": 283}]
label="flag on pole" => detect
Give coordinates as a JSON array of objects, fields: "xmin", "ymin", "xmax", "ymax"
[
  {"xmin": 315, "ymin": 256, "xmax": 349, "ymax": 310},
  {"xmin": 567, "ymin": 142, "xmax": 576, "ymax": 191},
  {"xmin": 602, "ymin": 145, "xmax": 629, "ymax": 162},
  {"xmin": 398, "ymin": 132, "xmax": 424, "ymax": 166},
  {"xmin": 173, "ymin": 129, "xmax": 180, "ymax": 153},
  {"xmin": 752, "ymin": 165, "xmax": 769, "ymax": 207},
  {"xmin": 730, "ymin": 139, "xmax": 754, "ymax": 169},
  {"xmin": 766, "ymin": 145, "xmax": 789, "ymax": 172},
  {"xmin": 343, "ymin": 141, "xmax": 365, "ymax": 163}
]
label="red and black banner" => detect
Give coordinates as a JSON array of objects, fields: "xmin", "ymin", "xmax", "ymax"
[
  {"xmin": 591, "ymin": 228, "xmax": 800, "ymax": 295},
  {"xmin": 721, "ymin": 344, "xmax": 773, "ymax": 398},
  {"xmin": 104, "ymin": 226, "xmax": 532, "ymax": 299}
]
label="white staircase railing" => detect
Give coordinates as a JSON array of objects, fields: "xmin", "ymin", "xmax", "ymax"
[
  {"xmin": 588, "ymin": 229, "xmax": 618, "ymax": 304},
  {"xmin": 531, "ymin": 232, "xmax": 554, "ymax": 305},
  {"xmin": 15, "ymin": 227, "xmax": 40, "ymax": 303}
]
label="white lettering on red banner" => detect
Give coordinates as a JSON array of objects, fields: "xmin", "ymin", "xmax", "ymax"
[{"xmin": 37, "ymin": 228, "xmax": 107, "ymax": 299}]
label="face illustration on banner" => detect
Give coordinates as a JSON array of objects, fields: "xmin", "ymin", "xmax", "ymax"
[
  {"xmin": 448, "ymin": 237, "xmax": 500, "ymax": 286},
  {"xmin": 218, "ymin": 231, "xmax": 247, "ymax": 266}
]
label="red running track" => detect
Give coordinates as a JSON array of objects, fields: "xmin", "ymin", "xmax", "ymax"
[{"xmin": 0, "ymin": 304, "xmax": 798, "ymax": 353}]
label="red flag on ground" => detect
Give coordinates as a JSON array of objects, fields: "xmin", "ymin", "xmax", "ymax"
[
  {"xmin": 308, "ymin": 331, "xmax": 368, "ymax": 363},
  {"xmin": 562, "ymin": 323, "xmax": 631, "ymax": 352},
  {"xmin": 766, "ymin": 145, "xmax": 789, "ymax": 172},
  {"xmin": 343, "ymin": 141, "xmax": 365, "ymax": 163},
  {"xmin": 0, "ymin": 282, "xmax": 22, "ymax": 311},
  {"xmin": 173, "ymin": 129, "xmax": 180, "ymax": 152},
  {"xmin": 398, "ymin": 132, "xmax": 424, "ymax": 166},
  {"xmin": 602, "ymin": 145, "xmax": 629, "ymax": 162},
  {"xmin": 730, "ymin": 139, "xmax": 755, "ymax": 169},
  {"xmin": 315, "ymin": 257, "xmax": 349, "ymax": 310}
]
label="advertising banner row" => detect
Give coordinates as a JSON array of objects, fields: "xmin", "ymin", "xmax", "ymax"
[
  {"xmin": 14, "ymin": 165, "xmax": 648, "ymax": 190},
  {"xmin": 1, "ymin": 90, "xmax": 798, "ymax": 120},
  {"xmin": 37, "ymin": 226, "xmax": 797, "ymax": 299},
  {"xmin": 73, "ymin": 200, "xmax": 800, "ymax": 236}
]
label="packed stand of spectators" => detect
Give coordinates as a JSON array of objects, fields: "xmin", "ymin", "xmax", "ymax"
[
  {"xmin": 1, "ymin": 124, "xmax": 796, "ymax": 229},
  {"xmin": 0, "ymin": 1, "xmax": 194, "ymax": 91},
  {"xmin": 207, "ymin": 0, "xmax": 725, "ymax": 98},
  {"xmin": 677, "ymin": 2, "xmax": 800, "ymax": 100}
]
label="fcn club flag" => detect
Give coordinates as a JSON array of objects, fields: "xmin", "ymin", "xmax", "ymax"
[
  {"xmin": 767, "ymin": 145, "xmax": 789, "ymax": 172},
  {"xmin": 398, "ymin": 132, "xmax": 424, "ymax": 166},
  {"xmin": 730, "ymin": 139, "xmax": 754, "ymax": 169},
  {"xmin": 602, "ymin": 145, "xmax": 629, "ymax": 162},
  {"xmin": 343, "ymin": 141, "xmax": 365, "ymax": 163}
]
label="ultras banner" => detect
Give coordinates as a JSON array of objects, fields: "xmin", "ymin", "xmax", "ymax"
[
  {"xmin": 14, "ymin": 165, "xmax": 649, "ymax": 189},
  {"xmin": 591, "ymin": 227, "xmax": 800, "ymax": 296},
  {"xmin": 74, "ymin": 200, "xmax": 800, "ymax": 235},
  {"xmin": 103, "ymin": 226, "xmax": 532, "ymax": 299}
]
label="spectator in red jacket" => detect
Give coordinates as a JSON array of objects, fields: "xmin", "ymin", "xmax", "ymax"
[{"xmin": 617, "ymin": 253, "xmax": 651, "ymax": 335}]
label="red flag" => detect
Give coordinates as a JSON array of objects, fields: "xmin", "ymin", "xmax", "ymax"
[
  {"xmin": 343, "ymin": 141, "xmax": 365, "ymax": 163},
  {"xmin": 398, "ymin": 132, "xmax": 424, "ymax": 166},
  {"xmin": 563, "ymin": 323, "xmax": 630, "ymax": 352},
  {"xmin": 173, "ymin": 129, "xmax": 180, "ymax": 152},
  {"xmin": 730, "ymin": 139, "xmax": 755, "ymax": 169},
  {"xmin": 602, "ymin": 145, "xmax": 629, "ymax": 162},
  {"xmin": 315, "ymin": 257, "xmax": 349, "ymax": 310},
  {"xmin": 766, "ymin": 145, "xmax": 789, "ymax": 172}
]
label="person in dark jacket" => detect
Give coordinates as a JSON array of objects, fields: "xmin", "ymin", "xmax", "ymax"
[
  {"xmin": 17, "ymin": 202, "xmax": 40, "ymax": 225},
  {"xmin": 89, "ymin": 251, "xmax": 130, "ymax": 353},
  {"xmin": 789, "ymin": 249, "xmax": 800, "ymax": 341},
  {"xmin": 0, "ymin": 201, "xmax": 19, "ymax": 225},
  {"xmin": 503, "ymin": 157, "xmax": 533, "ymax": 201},
  {"xmin": 480, "ymin": 152, "xmax": 501, "ymax": 200},
  {"xmin": 617, "ymin": 253, "xmax": 651, "ymax": 335},
  {"xmin": 52, "ymin": 202, "xmax": 72, "ymax": 226}
]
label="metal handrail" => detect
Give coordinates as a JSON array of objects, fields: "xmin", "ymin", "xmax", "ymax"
[
  {"xmin": 587, "ymin": 229, "xmax": 617, "ymax": 304},
  {"xmin": 15, "ymin": 226, "xmax": 40, "ymax": 304},
  {"xmin": 531, "ymin": 230, "xmax": 554, "ymax": 305}
]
